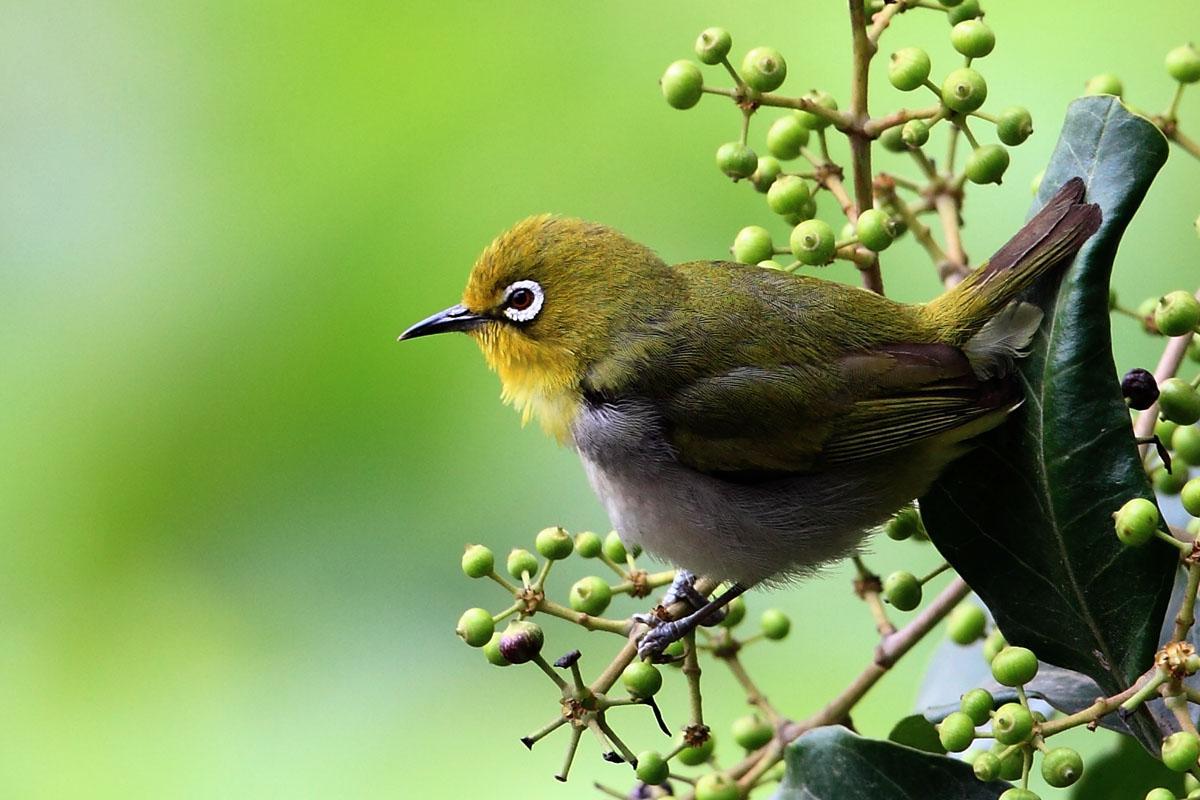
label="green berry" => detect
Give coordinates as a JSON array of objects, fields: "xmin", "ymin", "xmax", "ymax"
[
  {"xmin": 695, "ymin": 27, "xmax": 732, "ymax": 65},
  {"xmin": 1163, "ymin": 731, "xmax": 1200, "ymax": 772},
  {"xmin": 796, "ymin": 90, "xmax": 838, "ymax": 130},
  {"xmin": 694, "ymin": 772, "xmax": 739, "ymax": 800},
  {"xmin": 947, "ymin": 603, "xmax": 987, "ymax": 645},
  {"xmin": 993, "ymin": 702, "xmax": 1034, "ymax": 745},
  {"xmin": 790, "ymin": 219, "xmax": 836, "ymax": 265},
  {"xmin": 1167, "ymin": 44, "xmax": 1200, "ymax": 84},
  {"xmin": 1085, "ymin": 73, "xmax": 1124, "ymax": 97},
  {"xmin": 575, "ymin": 531, "xmax": 602, "ymax": 558},
  {"xmin": 760, "ymin": 608, "xmax": 791, "ymax": 640},
  {"xmin": 856, "ymin": 208, "xmax": 895, "ymax": 252},
  {"xmin": 889, "ymin": 47, "xmax": 932, "ymax": 91},
  {"xmin": 732, "ymin": 226, "xmax": 775, "ymax": 264},
  {"xmin": 661, "ymin": 60, "xmax": 704, "ymax": 110},
  {"xmin": 768, "ymin": 175, "xmax": 812, "ymax": 216},
  {"xmin": 456, "ymin": 607, "xmax": 495, "ymax": 647},
  {"xmin": 750, "ymin": 156, "xmax": 783, "ymax": 193},
  {"xmin": 1189, "ymin": 774, "xmax": 1200, "ymax": 793},
  {"xmin": 1157, "ymin": 418, "xmax": 1180, "ymax": 448},
  {"xmin": 938, "ymin": 711, "xmax": 976, "ymax": 752},
  {"xmin": 677, "ymin": 734, "xmax": 715, "ymax": 766},
  {"xmin": 506, "ymin": 548, "xmax": 539, "ymax": 579},
  {"xmin": 461, "ymin": 544, "xmax": 494, "ymax": 578},
  {"xmin": 636, "ymin": 750, "xmax": 670, "ymax": 785},
  {"xmin": 622, "ymin": 660, "xmax": 663, "ymax": 698},
  {"xmin": 498, "ymin": 620, "xmax": 544, "ymax": 664},
  {"xmin": 766, "ymin": 114, "xmax": 810, "ymax": 160},
  {"xmin": 741, "ymin": 46, "xmax": 787, "ymax": 92},
  {"xmin": 603, "ymin": 531, "xmax": 628, "ymax": 563},
  {"xmin": 1041, "ymin": 746, "xmax": 1084, "ymax": 788},
  {"xmin": 951, "ymin": 20, "xmax": 995, "ymax": 58},
  {"xmin": 983, "ymin": 628, "xmax": 1007, "ymax": 662},
  {"xmin": 1183, "ymin": 478, "xmax": 1200, "ymax": 516},
  {"xmin": 901, "ymin": 119, "xmax": 930, "ymax": 147},
  {"xmin": 1156, "ymin": 291, "xmax": 1200, "ymax": 336},
  {"xmin": 937, "ymin": 0, "xmax": 963, "ymax": 6},
  {"xmin": 1030, "ymin": 168, "xmax": 1044, "ymax": 196},
  {"xmin": 716, "ymin": 142, "xmax": 758, "ymax": 179},
  {"xmin": 569, "ymin": 576, "xmax": 613, "ymax": 616},
  {"xmin": 941, "ymin": 67, "xmax": 988, "ymax": 113},
  {"xmin": 1161, "ymin": 378, "xmax": 1200, "ymax": 424},
  {"xmin": 946, "ymin": 0, "xmax": 982, "ymax": 24},
  {"xmin": 999, "ymin": 790, "xmax": 1040, "ymax": 800},
  {"xmin": 783, "ymin": 197, "xmax": 817, "ymax": 225},
  {"xmin": 535, "ymin": 526, "xmax": 573, "ymax": 560},
  {"xmin": 997, "ymin": 106, "xmax": 1034, "ymax": 146},
  {"xmin": 961, "ymin": 688, "xmax": 995, "ymax": 725},
  {"xmin": 1113, "ymin": 497, "xmax": 1159, "ymax": 547},
  {"xmin": 883, "ymin": 571, "xmax": 922, "ymax": 611},
  {"xmin": 880, "ymin": 125, "xmax": 907, "ymax": 153},
  {"xmin": 885, "ymin": 506, "xmax": 924, "ymax": 540},
  {"xmin": 663, "ymin": 639, "xmax": 686, "ymax": 663},
  {"xmin": 1155, "ymin": 466, "xmax": 1189, "ymax": 496},
  {"xmin": 973, "ymin": 751, "xmax": 1001, "ymax": 781},
  {"xmin": 991, "ymin": 645, "xmax": 1039, "ymax": 686},
  {"xmin": 1145, "ymin": 789, "xmax": 1177, "ymax": 800},
  {"xmin": 965, "ymin": 144, "xmax": 1010, "ymax": 185},
  {"xmin": 991, "ymin": 741, "xmax": 1025, "ymax": 780},
  {"xmin": 720, "ymin": 595, "xmax": 747, "ymax": 628},
  {"xmin": 482, "ymin": 632, "xmax": 511, "ymax": 666},
  {"xmin": 732, "ymin": 713, "xmax": 774, "ymax": 750}
]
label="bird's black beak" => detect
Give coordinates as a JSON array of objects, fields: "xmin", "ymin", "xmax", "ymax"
[{"xmin": 398, "ymin": 304, "xmax": 487, "ymax": 341}]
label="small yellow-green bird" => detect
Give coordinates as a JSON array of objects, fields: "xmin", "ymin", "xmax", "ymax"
[{"xmin": 401, "ymin": 178, "xmax": 1100, "ymax": 654}]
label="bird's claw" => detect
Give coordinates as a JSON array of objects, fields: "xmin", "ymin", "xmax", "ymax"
[{"xmin": 637, "ymin": 618, "xmax": 690, "ymax": 661}]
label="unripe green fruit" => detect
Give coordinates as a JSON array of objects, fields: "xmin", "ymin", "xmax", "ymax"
[
  {"xmin": 1156, "ymin": 291, "xmax": 1200, "ymax": 336},
  {"xmin": 741, "ymin": 46, "xmax": 787, "ymax": 92},
  {"xmin": 766, "ymin": 114, "xmax": 810, "ymax": 160},
  {"xmin": 1030, "ymin": 169, "xmax": 1044, "ymax": 197},
  {"xmin": 1183, "ymin": 478, "xmax": 1200, "ymax": 516},
  {"xmin": 1113, "ymin": 497, "xmax": 1159, "ymax": 547},
  {"xmin": 961, "ymin": 688, "xmax": 995, "ymax": 725},
  {"xmin": 1167, "ymin": 44, "xmax": 1200, "ymax": 84},
  {"xmin": 796, "ymin": 90, "xmax": 837, "ymax": 130},
  {"xmin": 993, "ymin": 702, "xmax": 1034, "ymax": 745},
  {"xmin": 750, "ymin": 156, "xmax": 782, "ymax": 193},
  {"xmin": 941, "ymin": 67, "xmax": 988, "ymax": 113},
  {"xmin": 498, "ymin": 620, "xmax": 544, "ymax": 664},
  {"xmin": 1155, "ymin": 466, "xmax": 1189, "ymax": 496},
  {"xmin": 716, "ymin": 142, "xmax": 758, "ymax": 180},
  {"xmin": 677, "ymin": 734, "xmax": 715, "ymax": 766},
  {"xmin": 938, "ymin": 0, "xmax": 963, "ymax": 6},
  {"xmin": 661, "ymin": 60, "xmax": 704, "ymax": 109},
  {"xmin": 694, "ymin": 772, "xmax": 739, "ymax": 800},
  {"xmin": 720, "ymin": 595, "xmax": 747, "ymax": 628},
  {"xmin": 997, "ymin": 106, "xmax": 1034, "ymax": 146},
  {"xmin": 889, "ymin": 47, "xmax": 932, "ymax": 91},
  {"xmin": 768, "ymin": 175, "xmax": 812, "ymax": 216},
  {"xmin": 947, "ymin": 603, "xmax": 987, "ymax": 645},
  {"xmin": 636, "ymin": 750, "xmax": 670, "ymax": 785},
  {"xmin": 885, "ymin": 506, "xmax": 924, "ymax": 540},
  {"xmin": 951, "ymin": 20, "xmax": 995, "ymax": 58},
  {"xmin": 603, "ymin": 531, "xmax": 628, "ymax": 562},
  {"xmin": 569, "ymin": 576, "xmax": 613, "ymax": 616},
  {"xmin": 575, "ymin": 531, "xmax": 602, "ymax": 558},
  {"xmin": 1161, "ymin": 378, "xmax": 1200, "ymax": 425},
  {"xmin": 856, "ymin": 208, "xmax": 895, "ymax": 252},
  {"xmin": 879, "ymin": 125, "xmax": 907, "ymax": 153},
  {"xmin": 884, "ymin": 571, "xmax": 922, "ymax": 611},
  {"xmin": 901, "ymin": 119, "xmax": 930, "ymax": 147},
  {"xmin": 1041, "ymin": 746, "xmax": 1084, "ymax": 788},
  {"xmin": 965, "ymin": 144, "xmax": 1010, "ymax": 185},
  {"xmin": 462, "ymin": 544, "xmax": 495, "ymax": 578},
  {"xmin": 1085, "ymin": 73, "xmax": 1124, "ymax": 97},
  {"xmin": 1157, "ymin": 418, "xmax": 1180, "ymax": 448},
  {"xmin": 663, "ymin": 639, "xmax": 685, "ymax": 663},
  {"xmin": 732, "ymin": 713, "xmax": 774, "ymax": 750},
  {"xmin": 695, "ymin": 27, "xmax": 732, "ymax": 65},
  {"xmin": 732, "ymin": 226, "xmax": 775, "ymax": 264},
  {"xmin": 1163, "ymin": 731, "xmax": 1200, "ymax": 772},
  {"xmin": 760, "ymin": 608, "xmax": 791, "ymax": 640},
  {"xmin": 973, "ymin": 751, "xmax": 1001, "ymax": 781},
  {"xmin": 482, "ymin": 632, "xmax": 511, "ymax": 666},
  {"xmin": 536, "ymin": 526, "xmax": 573, "ymax": 560},
  {"xmin": 990, "ymin": 741, "xmax": 1024, "ymax": 780},
  {"xmin": 946, "ymin": 0, "xmax": 982, "ymax": 24},
  {"xmin": 791, "ymin": 219, "xmax": 836, "ymax": 265},
  {"xmin": 991, "ymin": 645, "xmax": 1039, "ymax": 686},
  {"xmin": 456, "ymin": 607, "xmax": 495, "ymax": 647},
  {"xmin": 622, "ymin": 660, "xmax": 664, "ymax": 698},
  {"xmin": 938, "ymin": 710, "xmax": 976, "ymax": 752},
  {"xmin": 783, "ymin": 197, "xmax": 817, "ymax": 225},
  {"xmin": 507, "ymin": 548, "xmax": 539, "ymax": 579},
  {"xmin": 1189, "ymin": 774, "xmax": 1200, "ymax": 793},
  {"xmin": 983, "ymin": 628, "xmax": 1007, "ymax": 662},
  {"xmin": 999, "ymin": 790, "xmax": 1040, "ymax": 800},
  {"xmin": 1145, "ymin": 789, "xmax": 1176, "ymax": 800}
]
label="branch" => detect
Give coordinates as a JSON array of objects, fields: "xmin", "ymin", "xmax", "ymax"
[{"xmin": 847, "ymin": 0, "xmax": 884, "ymax": 294}]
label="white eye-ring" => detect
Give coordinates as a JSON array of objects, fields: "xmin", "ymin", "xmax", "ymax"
[{"xmin": 502, "ymin": 280, "xmax": 544, "ymax": 323}]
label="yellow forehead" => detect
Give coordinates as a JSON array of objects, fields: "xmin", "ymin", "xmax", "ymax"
[{"xmin": 462, "ymin": 214, "xmax": 557, "ymax": 312}]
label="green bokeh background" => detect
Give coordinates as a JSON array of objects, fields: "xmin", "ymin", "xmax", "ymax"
[{"xmin": 3, "ymin": 2, "xmax": 1199, "ymax": 797}]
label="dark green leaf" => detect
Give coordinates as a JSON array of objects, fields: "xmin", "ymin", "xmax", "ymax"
[
  {"xmin": 888, "ymin": 714, "xmax": 945, "ymax": 754},
  {"xmin": 921, "ymin": 96, "xmax": 1174, "ymax": 752},
  {"xmin": 775, "ymin": 726, "xmax": 1006, "ymax": 799}
]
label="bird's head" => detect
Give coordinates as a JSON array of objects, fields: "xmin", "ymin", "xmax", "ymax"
[{"xmin": 400, "ymin": 215, "xmax": 670, "ymax": 438}]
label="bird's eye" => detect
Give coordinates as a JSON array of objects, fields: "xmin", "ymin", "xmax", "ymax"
[{"xmin": 502, "ymin": 280, "xmax": 544, "ymax": 323}]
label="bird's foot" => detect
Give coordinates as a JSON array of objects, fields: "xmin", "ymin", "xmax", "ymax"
[
  {"xmin": 660, "ymin": 569, "xmax": 709, "ymax": 609},
  {"xmin": 637, "ymin": 615, "xmax": 699, "ymax": 660}
]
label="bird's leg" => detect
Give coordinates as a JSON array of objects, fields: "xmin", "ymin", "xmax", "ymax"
[
  {"xmin": 632, "ymin": 569, "xmax": 710, "ymax": 627},
  {"xmin": 637, "ymin": 583, "xmax": 750, "ymax": 660}
]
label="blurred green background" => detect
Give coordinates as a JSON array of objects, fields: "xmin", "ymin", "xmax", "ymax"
[{"xmin": 2, "ymin": 1, "xmax": 1199, "ymax": 797}]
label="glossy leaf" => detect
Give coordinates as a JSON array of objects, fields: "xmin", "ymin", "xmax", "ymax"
[{"xmin": 921, "ymin": 96, "xmax": 1174, "ymax": 751}]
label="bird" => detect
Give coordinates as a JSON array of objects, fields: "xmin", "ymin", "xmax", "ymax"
[{"xmin": 400, "ymin": 178, "xmax": 1101, "ymax": 656}]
